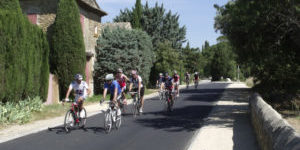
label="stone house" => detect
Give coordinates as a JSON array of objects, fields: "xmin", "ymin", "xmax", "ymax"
[{"xmin": 19, "ymin": 0, "xmax": 107, "ymax": 103}]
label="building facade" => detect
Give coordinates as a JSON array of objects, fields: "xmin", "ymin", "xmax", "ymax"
[{"xmin": 19, "ymin": 0, "xmax": 107, "ymax": 103}]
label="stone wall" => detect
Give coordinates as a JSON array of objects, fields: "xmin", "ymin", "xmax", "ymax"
[{"xmin": 249, "ymin": 93, "xmax": 300, "ymax": 150}]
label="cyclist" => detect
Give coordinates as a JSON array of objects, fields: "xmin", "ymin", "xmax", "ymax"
[
  {"xmin": 65, "ymin": 74, "xmax": 90, "ymax": 113},
  {"xmin": 101, "ymin": 74, "xmax": 122, "ymax": 116},
  {"xmin": 160, "ymin": 73, "xmax": 175, "ymax": 107},
  {"xmin": 173, "ymin": 70, "xmax": 180, "ymax": 97},
  {"xmin": 156, "ymin": 73, "xmax": 164, "ymax": 88},
  {"xmin": 185, "ymin": 72, "xmax": 190, "ymax": 88},
  {"xmin": 194, "ymin": 72, "xmax": 199, "ymax": 88},
  {"xmin": 128, "ymin": 70, "xmax": 145, "ymax": 113},
  {"xmin": 116, "ymin": 68, "xmax": 129, "ymax": 104}
]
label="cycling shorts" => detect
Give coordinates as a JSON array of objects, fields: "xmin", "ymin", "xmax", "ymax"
[{"xmin": 133, "ymin": 87, "xmax": 145, "ymax": 97}]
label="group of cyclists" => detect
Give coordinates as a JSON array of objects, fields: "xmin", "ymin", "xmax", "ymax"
[{"xmin": 64, "ymin": 69, "xmax": 200, "ymax": 119}]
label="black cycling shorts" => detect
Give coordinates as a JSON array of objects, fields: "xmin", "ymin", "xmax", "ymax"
[{"xmin": 133, "ymin": 87, "xmax": 145, "ymax": 97}]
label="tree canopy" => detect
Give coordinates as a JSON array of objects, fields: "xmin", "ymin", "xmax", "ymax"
[
  {"xmin": 94, "ymin": 28, "xmax": 154, "ymax": 94},
  {"xmin": 51, "ymin": 0, "xmax": 86, "ymax": 98},
  {"xmin": 214, "ymin": 0, "xmax": 300, "ymax": 104}
]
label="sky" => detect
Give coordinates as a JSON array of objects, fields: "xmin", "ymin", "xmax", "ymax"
[{"xmin": 96, "ymin": 0, "xmax": 229, "ymax": 49}]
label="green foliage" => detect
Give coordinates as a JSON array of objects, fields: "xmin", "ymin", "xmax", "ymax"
[
  {"xmin": 0, "ymin": 97, "xmax": 43, "ymax": 124},
  {"xmin": 182, "ymin": 43, "xmax": 205, "ymax": 76},
  {"xmin": 0, "ymin": 0, "xmax": 49, "ymax": 102},
  {"xmin": 214, "ymin": 0, "xmax": 300, "ymax": 104},
  {"xmin": 132, "ymin": 0, "xmax": 142, "ymax": 29},
  {"xmin": 114, "ymin": 2, "xmax": 186, "ymax": 49},
  {"xmin": 94, "ymin": 28, "xmax": 154, "ymax": 94},
  {"xmin": 51, "ymin": 0, "xmax": 86, "ymax": 98},
  {"xmin": 201, "ymin": 38, "xmax": 238, "ymax": 81}
]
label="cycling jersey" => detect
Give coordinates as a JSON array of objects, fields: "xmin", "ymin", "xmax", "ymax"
[
  {"xmin": 173, "ymin": 74, "xmax": 180, "ymax": 83},
  {"xmin": 104, "ymin": 80, "xmax": 122, "ymax": 96},
  {"xmin": 117, "ymin": 74, "xmax": 127, "ymax": 88},
  {"xmin": 130, "ymin": 75, "xmax": 143, "ymax": 89},
  {"xmin": 69, "ymin": 81, "xmax": 88, "ymax": 100},
  {"xmin": 158, "ymin": 77, "xmax": 164, "ymax": 84},
  {"xmin": 185, "ymin": 73, "xmax": 190, "ymax": 80},
  {"xmin": 194, "ymin": 74, "xmax": 199, "ymax": 80},
  {"xmin": 163, "ymin": 77, "xmax": 173, "ymax": 90}
]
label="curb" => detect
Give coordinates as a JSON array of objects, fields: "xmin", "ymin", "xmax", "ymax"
[{"xmin": 249, "ymin": 93, "xmax": 300, "ymax": 150}]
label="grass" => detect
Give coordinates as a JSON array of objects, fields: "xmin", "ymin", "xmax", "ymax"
[{"xmin": 0, "ymin": 88, "xmax": 158, "ymax": 130}]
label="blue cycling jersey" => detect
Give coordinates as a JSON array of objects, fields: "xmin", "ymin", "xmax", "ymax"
[{"xmin": 104, "ymin": 80, "xmax": 122, "ymax": 95}]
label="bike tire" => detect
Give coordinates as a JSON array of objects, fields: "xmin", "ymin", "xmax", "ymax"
[
  {"xmin": 104, "ymin": 110, "xmax": 112, "ymax": 133},
  {"xmin": 64, "ymin": 110, "xmax": 74, "ymax": 133},
  {"xmin": 79, "ymin": 108, "xmax": 87, "ymax": 128},
  {"xmin": 115, "ymin": 110, "xmax": 122, "ymax": 129}
]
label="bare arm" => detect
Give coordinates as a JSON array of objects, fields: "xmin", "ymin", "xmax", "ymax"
[
  {"xmin": 113, "ymin": 87, "xmax": 118, "ymax": 102},
  {"xmin": 65, "ymin": 86, "xmax": 73, "ymax": 99},
  {"xmin": 103, "ymin": 88, "xmax": 108, "ymax": 99},
  {"xmin": 129, "ymin": 83, "xmax": 133, "ymax": 92}
]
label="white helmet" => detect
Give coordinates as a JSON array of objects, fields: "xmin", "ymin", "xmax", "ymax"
[
  {"xmin": 195, "ymin": 72, "xmax": 198, "ymax": 74},
  {"xmin": 105, "ymin": 74, "xmax": 114, "ymax": 81},
  {"xmin": 75, "ymin": 74, "xmax": 83, "ymax": 80}
]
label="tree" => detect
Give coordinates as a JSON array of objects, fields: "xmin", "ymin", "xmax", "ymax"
[
  {"xmin": 51, "ymin": 0, "xmax": 86, "ymax": 99},
  {"xmin": 114, "ymin": 2, "xmax": 186, "ymax": 50},
  {"xmin": 94, "ymin": 28, "xmax": 154, "ymax": 94},
  {"xmin": 0, "ymin": 0, "xmax": 49, "ymax": 102},
  {"xmin": 132, "ymin": 0, "xmax": 142, "ymax": 29},
  {"xmin": 214, "ymin": 0, "xmax": 300, "ymax": 105}
]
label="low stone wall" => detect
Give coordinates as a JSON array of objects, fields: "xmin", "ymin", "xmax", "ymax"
[{"xmin": 249, "ymin": 93, "xmax": 300, "ymax": 150}]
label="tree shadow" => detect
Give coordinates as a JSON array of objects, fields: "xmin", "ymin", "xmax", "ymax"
[{"xmin": 135, "ymin": 105, "xmax": 213, "ymax": 132}]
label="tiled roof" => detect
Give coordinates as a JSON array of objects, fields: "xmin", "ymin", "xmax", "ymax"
[{"xmin": 77, "ymin": 0, "xmax": 107, "ymax": 16}]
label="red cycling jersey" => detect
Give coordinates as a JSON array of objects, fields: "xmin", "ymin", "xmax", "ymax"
[
  {"xmin": 117, "ymin": 74, "xmax": 127, "ymax": 88},
  {"xmin": 173, "ymin": 74, "xmax": 180, "ymax": 82}
]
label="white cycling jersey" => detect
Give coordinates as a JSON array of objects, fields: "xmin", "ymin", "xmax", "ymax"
[
  {"xmin": 130, "ymin": 75, "xmax": 143, "ymax": 89},
  {"xmin": 69, "ymin": 81, "xmax": 89, "ymax": 100}
]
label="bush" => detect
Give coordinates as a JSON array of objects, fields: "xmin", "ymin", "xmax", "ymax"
[
  {"xmin": 94, "ymin": 28, "xmax": 154, "ymax": 94},
  {"xmin": 51, "ymin": 0, "xmax": 86, "ymax": 99},
  {"xmin": 0, "ymin": 97, "xmax": 43, "ymax": 124},
  {"xmin": 0, "ymin": 0, "xmax": 49, "ymax": 102}
]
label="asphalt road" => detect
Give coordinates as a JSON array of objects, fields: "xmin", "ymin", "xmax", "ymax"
[{"xmin": 0, "ymin": 82, "xmax": 252, "ymax": 150}]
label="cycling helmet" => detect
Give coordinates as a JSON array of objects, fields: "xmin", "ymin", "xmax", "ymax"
[
  {"xmin": 164, "ymin": 72, "xmax": 169, "ymax": 77},
  {"xmin": 195, "ymin": 72, "xmax": 198, "ymax": 75},
  {"xmin": 117, "ymin": 68, "xmax": 123, "ymax": 73},
  {"xmin": 131, "ymin": 70, "xmax": 137, "ymax": 75},
  {"xmin": 159, "ymin": 73, "xmax": 163, "ymax": 76},
  {"xmin": 105, "ymin": 74, "xmax": 114, "ymax": 81},
  {"xmin": 174, "ymin": 70, "xmax": 177, "ymax": 74},
  {"xmin": 75, "ymin": 74, "xmax": 83, "ymax": 80}
]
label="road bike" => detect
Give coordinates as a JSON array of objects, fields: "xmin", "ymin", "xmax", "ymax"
[
  {"xmin": 103, "ymin": 101, "xmax": 122, "ymax": 133},
  {"xmin": 63, "ymin": 99, "xmax": 87, "ymax": 133},
  {"xmin": 129, "ymin": 92, "xmax": 141, "ymax": 117},
  {"xmin": 185, "ymin": 78, "xmax": 190, "ymax": 89},
  {"xmin": 158, "ymin": 89, "xmax": 166, "ymax": 101},
  {"xmin": 194, "ymin": 79, "xmax": 199, "ymax": 89},
  {"xmin": 164, "ymin": 89, "xmax": 175, "ymax": 112}
]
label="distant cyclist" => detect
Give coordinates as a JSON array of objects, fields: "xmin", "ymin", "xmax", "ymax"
[
  {"xmin": 194, "ymin": 72, "xmax": 199, "ymax": 89},
  {"xmin": 173, "ymin": 70, "xmax": 180, "ymax": 97},
  {"xmin": 129, "ymin": 70, "xmax": 145, "ymax": 113},
  {"xmin": 185, "ymin": 72, "xmax": 190, "ymax": 88},
  {"xmin": 65, "ymin": 74, "xmax": 90, "ymax": 112},
  {"xmin": 101, "ymin": 74, "xmax": 122, "ymax": 116},
  {"xmin": 116, "ymin": 68, "xmax": 129, "ymax": 104},
  {"xmin": 156, "ymin": 73, "xmax": 164, "ymax": 88},
  {"xmin": 160, "ymin": 72, "xmax": 175, "ymax": 107}
]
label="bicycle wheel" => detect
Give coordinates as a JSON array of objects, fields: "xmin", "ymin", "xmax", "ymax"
[
  {"xmin": 79, "ymin": 108, "xmax": 87, "ymax": 128},
  {"xmin": 115, "ymin": 109, "xmax": 122, "ymax": 129},
  {"xmin": 64, "ymin": 110, "xmax": 74, "ymax": 133},
  {"xmin": 104, "ymin": 110, "xmax": 112, "ymax": 133}
]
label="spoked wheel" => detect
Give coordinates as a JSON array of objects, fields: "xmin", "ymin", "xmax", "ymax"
[
  {"xmin": 115, "ymin": 110, "xmax": 122, "ymax": 129},
  {"xmin": 64, "ymin": 110, "xmax": 74, "ymax": 133},
  {"xmin": 79, "ymin": 108, "xmax": 87, "ymax": 128},
  {"xmin": 104, "ymin": 110, "xmax": 112, "ymax": 133},
  {"xmin": 133, "ymin": 102, "xmax": 140, "ymax": 117}
]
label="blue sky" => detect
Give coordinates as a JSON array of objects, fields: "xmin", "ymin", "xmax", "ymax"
[{"xmin": 96, "ymin": 0, "xmax": 229, "ymax": 49}]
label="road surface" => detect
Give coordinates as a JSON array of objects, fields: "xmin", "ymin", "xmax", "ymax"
[{"xmin": 0, "ymin": 82, "xmax": 258, "ymax": 150}]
